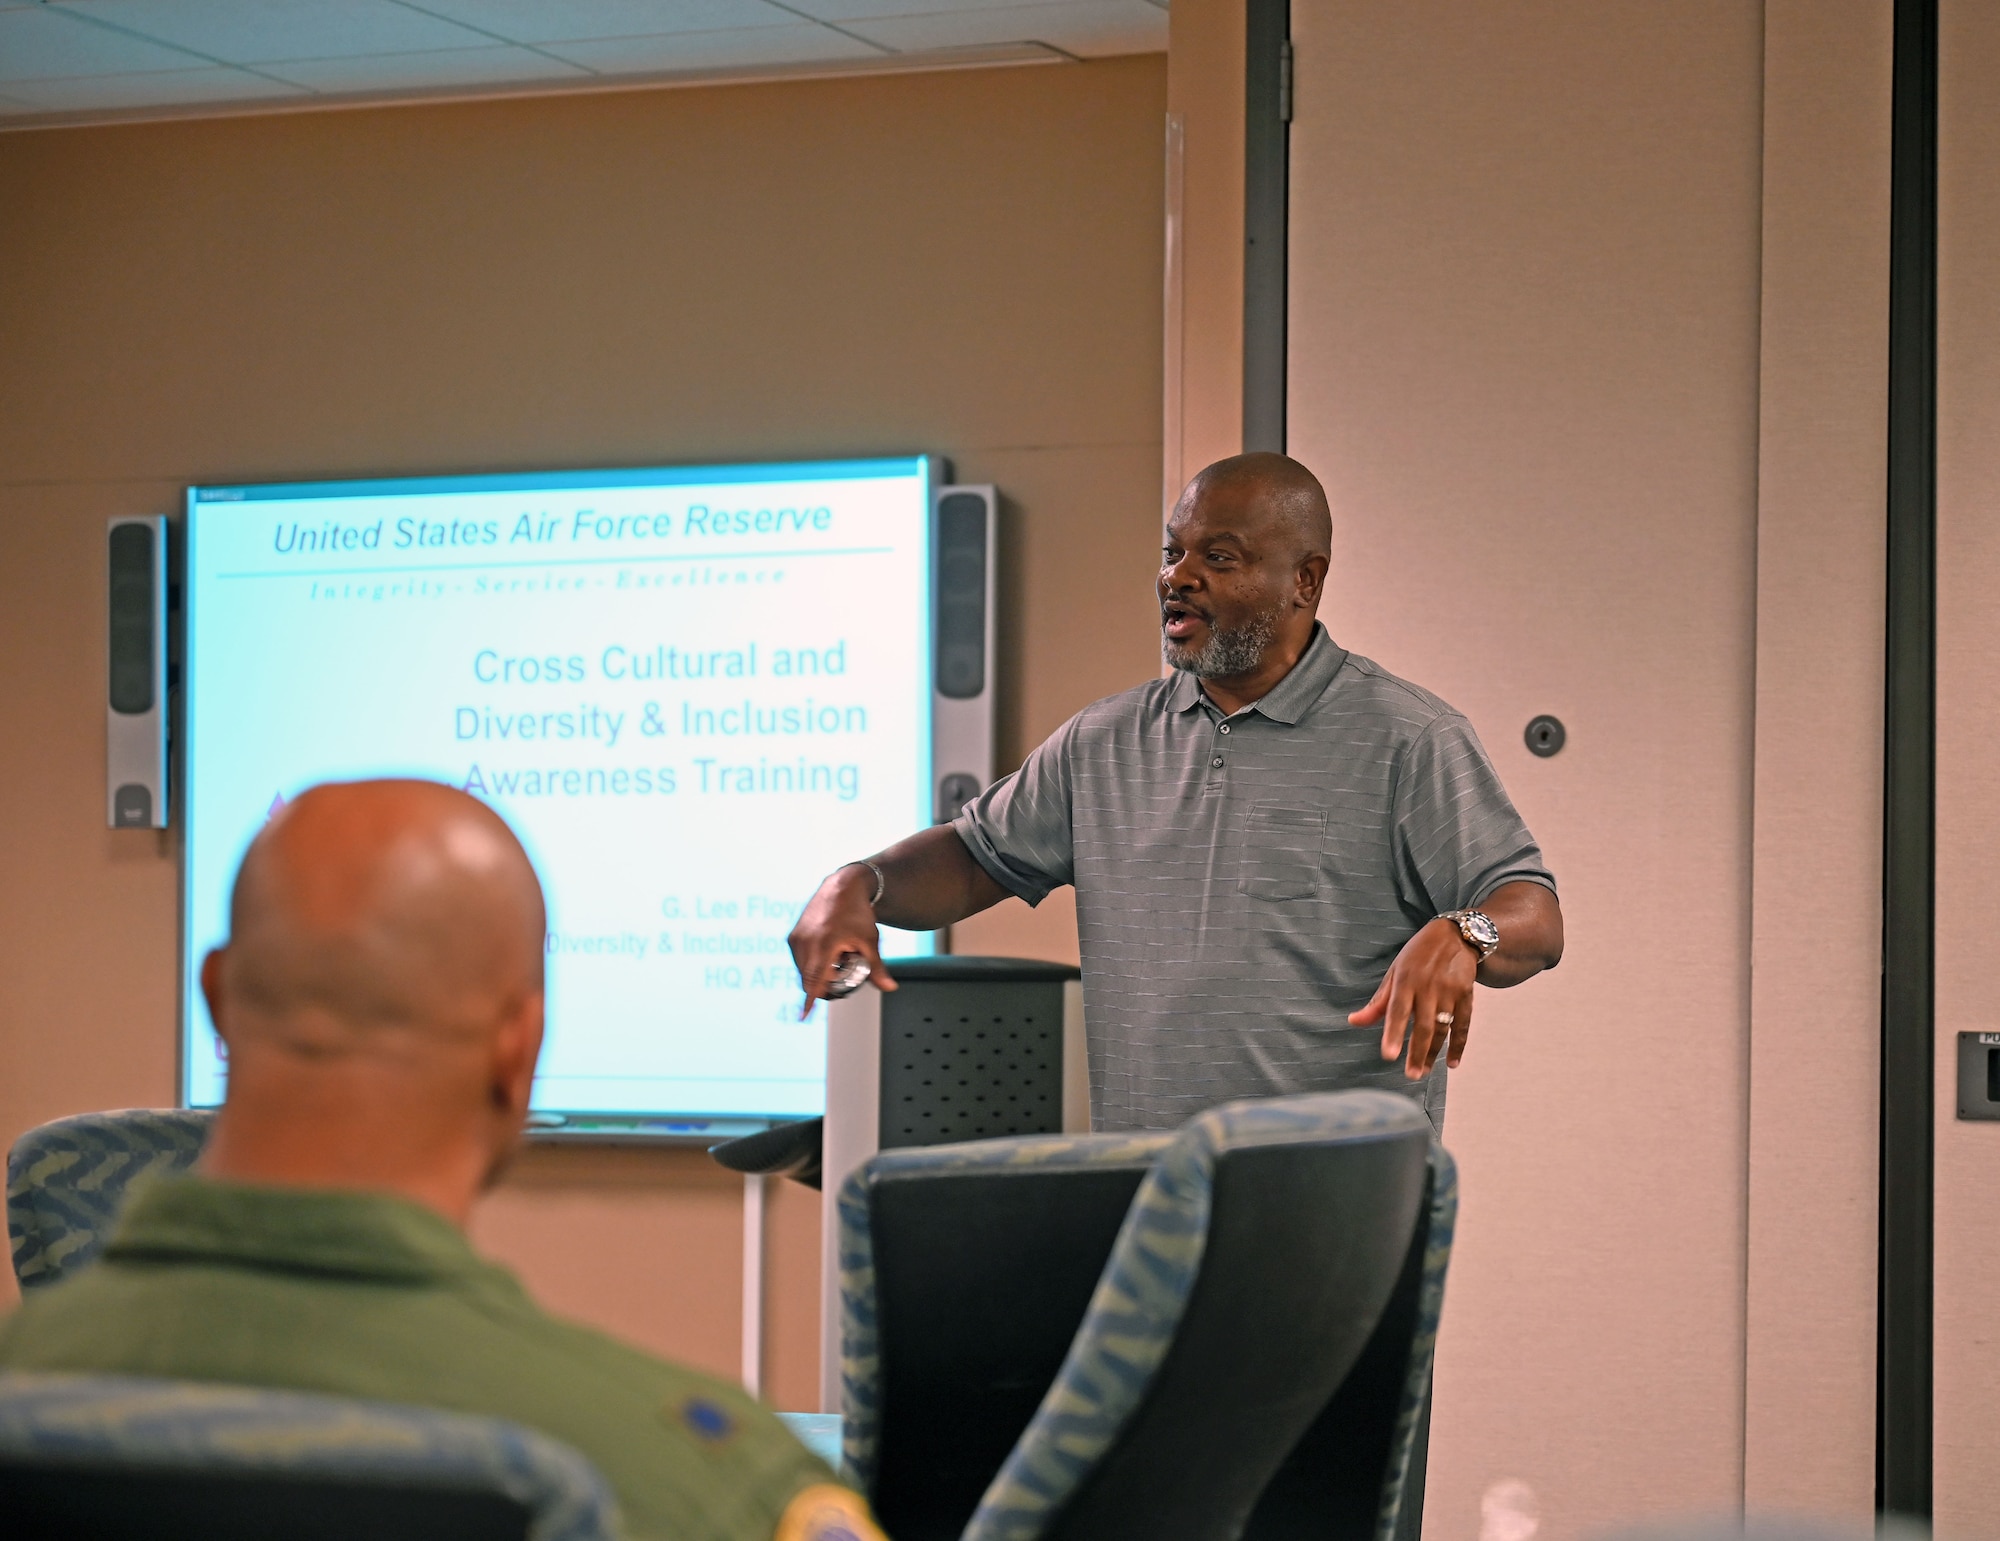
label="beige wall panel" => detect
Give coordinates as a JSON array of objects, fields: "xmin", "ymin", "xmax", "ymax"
[
  {"xmin": 761, "ymin": 1173, "xmax": 824, "ymax": 1414},
  {"xmin": 952, "ymin": 888, "xmax": 1082, "ymax": 967},
  {"xmin": 0, "ymin": 57, "xmax": 1158, "ymax": 1374},
  {"xmin": 468, "ymin": 1146, "xmax": 747, "ymax": 1381},
  {"xmin": 0, "ymin": 67, "xmax": 1164, "ymax": 486},
  {"xmin": 955, "ymin": 438, "xmax": 1164, "ymax": 969},
  {"xmin": 1744, "ymin": 0, "xmax": 1891, "ymax": 1516},
  {"xmin": 1935, "ymin": 1, "xmax": 2000, "ymax": 1526},
  {"xmin": 973, "ymin": 442, "xmax": 1173, "ymax": 770},
  {"xmin": 1286, "ymin": 3, "xmax": 1762, "ymax": 1535}
]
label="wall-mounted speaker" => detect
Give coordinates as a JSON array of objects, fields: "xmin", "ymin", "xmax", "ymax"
[
  {"xmin": 931, "ymin": 485, "xmax": 996, "ymax": 822},
  {"xmin": 107, "ymin": 517, "xmax": 169, "ymax": 828}
]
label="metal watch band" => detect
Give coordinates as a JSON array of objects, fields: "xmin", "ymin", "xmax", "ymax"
[{"xmin": 1442, "ymin": 908, "xmax": 1500, "ymax": 960}]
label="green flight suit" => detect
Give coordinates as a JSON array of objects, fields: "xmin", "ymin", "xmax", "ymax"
[{"xmin": 0, "ymin": 1177, "xmax": 841, "ymax": 1541}]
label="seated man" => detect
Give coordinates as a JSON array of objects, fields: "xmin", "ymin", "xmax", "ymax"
[{"xmin": 0, "ymin": 779, "xmax": 879, "ymax": 1541}]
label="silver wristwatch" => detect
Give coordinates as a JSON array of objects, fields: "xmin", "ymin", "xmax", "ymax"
[{"xmin": 1440, "ymin": 908, "xmax": 1500, "ymax": 961}]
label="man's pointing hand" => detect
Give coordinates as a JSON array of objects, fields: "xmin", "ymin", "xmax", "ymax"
[
  {"xmin": 788, "ymin": 865, "xmax": 897, "ymax": 1020},
  {"xmin": 1347, "ymin": 918, "xmax": 1478, "ymax": 1078}
]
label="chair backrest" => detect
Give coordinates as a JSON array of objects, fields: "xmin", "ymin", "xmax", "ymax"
[
  {"xmin": 7, "ymin": 1108, "xmax": 214, "ymax": 1290},
  {"xmin": 836, "ymin": 1127, "xmax": 1174, "ymax": 1541},
  {"xmin": 0, "ymin": 1371, "xmax": 623, "ymax": 1541},
  {"xmin": 840, "ymin": 1091, "xmax": 1453, "ymax": 1541},
  {"xmin": 1240, "ymin": 1140, "xmax": 1454, "ymax": 1541},
  {"xmin": 969, "ymin": 1092, "xmax": 1443, "ymax": 1541}
]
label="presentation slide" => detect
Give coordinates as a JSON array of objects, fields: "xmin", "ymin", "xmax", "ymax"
[{"xmin": 181, "ymin": 457, "xmax": 937, "ymax": 1129}]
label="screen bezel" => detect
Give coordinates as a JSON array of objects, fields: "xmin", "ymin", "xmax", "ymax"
[{"xmin": 178, "ymin": 454, "xmax": 941, "ymax": 1142}]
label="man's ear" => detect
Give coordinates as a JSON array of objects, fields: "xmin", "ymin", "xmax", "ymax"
[
  {"xmin": 481, "ymin": 993, "xmax": 545, "ymax": 1192},
  {"xmin": 200, "ymin": 948, "xmax": 231, "ymax": 1053},
  {"xmin": 490, "ymin": 992, "xmax": 546, "ymax": 1120},
  {"xmin": 1297, "ymin": 552, "xmax": 1330, "ymax": 610}
]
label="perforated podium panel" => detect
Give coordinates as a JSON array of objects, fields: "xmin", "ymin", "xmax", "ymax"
[
  {"xmin": 822, "ymin": 956, "xmax": 1085, "ymax": 1410},
  {"xmin": 879, "ymin": 980, "xmax": 1068, "ymax": 1148}
]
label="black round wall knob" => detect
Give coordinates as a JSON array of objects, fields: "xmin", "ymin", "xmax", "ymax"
[{"xmin": 1525, "ymin": 715, "xmax": 1566, "ymax": 757}]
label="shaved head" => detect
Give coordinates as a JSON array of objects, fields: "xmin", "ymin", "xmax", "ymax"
[
  {"xmin": 200, "ymin": 780, "xmax": 549, "ymax": 1224},
  {"xmin": 1177, "ymin": 453, "xmax": 1332, "ymax": 563},
  {"xmin": 225, "ymin": 780, "xmax": 544, "ymax": 1056}
]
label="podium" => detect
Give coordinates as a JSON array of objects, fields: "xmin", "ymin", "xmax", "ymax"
[
  {"xmin": 710, "ymin": 956, "xmax": 1087, "ymax": 1410},
  {"xmin": 820, "ymin": 957, "xmax": 1086, "ymax": 1409}
]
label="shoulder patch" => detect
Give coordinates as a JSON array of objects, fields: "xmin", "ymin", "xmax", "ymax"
[
  {"xmin": 773, "ymin": 1483, "xmax": 887, "ymax": 1541},
  {"xmin": 678, "ymin": 1396, "xmax": 736, "ymax": 1443}
]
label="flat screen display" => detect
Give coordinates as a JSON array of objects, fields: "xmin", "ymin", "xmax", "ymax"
[{"xmin": 182, "ymin": 457, "xmax": 938, "ymax": 1134}]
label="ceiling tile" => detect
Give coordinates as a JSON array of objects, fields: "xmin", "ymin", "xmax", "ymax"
[
  {"xmin": 0, "ymin": 0, "xmax": 1160, "ymax": 122},
  {"xmin": 537, "ymin": 23, "xmax": 881, "ymax": 75},
  {"xmin": 782, "ymin": 0, "xmax": 1043, "ymax": 17},
  {"xmin": 0, "ymin": 64, "xmax": 304, "ymax": 110},
  {"xmin": 398, "ymin": 0, "xmax": 799, "ymax": 45},
  {"xmin": 257, "ymin": 44, "xmax": 587, "ymax": 93},
  {"xmin": 53, "ymin": 0, "xmax": 491, "ymax": 64},
  {"xmin": 0, "ymin": 5, "xmax": 208, "ymax": 79},
  {"xmin": 838, "ymin": 0, "xmax": 1165, "ymax": 55}
]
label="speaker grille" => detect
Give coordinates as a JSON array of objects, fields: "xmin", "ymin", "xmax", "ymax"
[
  {"xmin": 934, "ymin": 492, "xmax": 988, "ymax": 701},
  {"xmin": 108, "ymin": 523, "xmax": 156, "ymax": 716},
  {"xmin": 879, "ymin": 980, "xmax": 1065, "ymax": 1148}
]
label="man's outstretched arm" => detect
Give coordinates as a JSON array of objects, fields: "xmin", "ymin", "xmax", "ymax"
[
  {"xmin": 1468, "ymin": 879, "xmax": 1564, "ymax": 987},
  {"xmin": 788, "ymin": 825, "xmax": 1012, "ymax": 1013}
]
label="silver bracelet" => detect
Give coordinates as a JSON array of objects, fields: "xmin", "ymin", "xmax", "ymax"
[{"xmin": 850, "ymin": 860, "xmax": 886, "ymax": 907}]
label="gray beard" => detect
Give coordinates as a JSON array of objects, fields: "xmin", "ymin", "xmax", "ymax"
[{"xmin": 1162, "ymin": 601, "xmax": 1284, "ymax": 679}]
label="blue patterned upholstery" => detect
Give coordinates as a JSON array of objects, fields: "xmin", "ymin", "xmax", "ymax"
[
  {"xmin": 1376, "ymin": 1141, "xmax": 1457, "ymax": 1541},
  {"xmin": 0, "ymin": 1371, "xmax": 623, "ymax": 1541},
  {"xmin": 7, "ymin": 1108, "xmax": 213, "ymax": 1290},
  {"xmin": 837, "ymin": 1091, "xmax": 1455, "ymax": 1541}
]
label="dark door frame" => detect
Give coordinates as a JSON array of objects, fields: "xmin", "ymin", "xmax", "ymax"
[
  {"xmin": 1243, "ymin": 0, "xmax": 1289, "ymax": 453},
  {"xmin": 1879, "ymin": 0, "xmax": 1938, "ymax": 1518}
]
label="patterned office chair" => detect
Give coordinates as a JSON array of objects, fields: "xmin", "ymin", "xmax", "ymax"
[
  {"xmin": 0, "ymin": 1371, "xmax": 623, "ymax": 1541},
  {"xmin": 7, "ymin": 1108, "xmax": 214, "ymax": 1290},
  {"xmin": 837, "ymin": 1091, "xmax": 1456, "ymax": 1541}
]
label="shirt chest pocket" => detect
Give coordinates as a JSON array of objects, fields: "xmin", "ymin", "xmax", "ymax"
[{"xmin": 1238, "ymin": 803, "xmax": 1327, "ymax": 901}]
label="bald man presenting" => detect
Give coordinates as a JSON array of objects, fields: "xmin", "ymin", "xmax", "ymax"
[
  {"xmin": 791, "ymin": 454, "xmax": 1564, "ymax": 1131},
  {"xmin": 0, "ymin": 781, "xmax": 878, "ymax": 1541}
]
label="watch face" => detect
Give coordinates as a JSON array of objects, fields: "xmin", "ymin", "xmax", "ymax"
[{"xmin": 1465, "ymin": 912, "xmax": 1500, "ymax": 951}]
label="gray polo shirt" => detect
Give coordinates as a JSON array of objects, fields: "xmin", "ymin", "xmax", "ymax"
[{"xmin": 952, "ymin": 624, "xmax": 1554, "ymax": 1133}]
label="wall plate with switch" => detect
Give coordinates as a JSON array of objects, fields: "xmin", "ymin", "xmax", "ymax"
[{"xmin": 1955, "ymin": 1032, "xmax": 2000, "ymax": 1120}]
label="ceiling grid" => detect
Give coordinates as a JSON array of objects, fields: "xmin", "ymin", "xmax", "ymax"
[{"xmin": 0, "ymin": 0, "xmax": 1167, "ymax": 127}]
